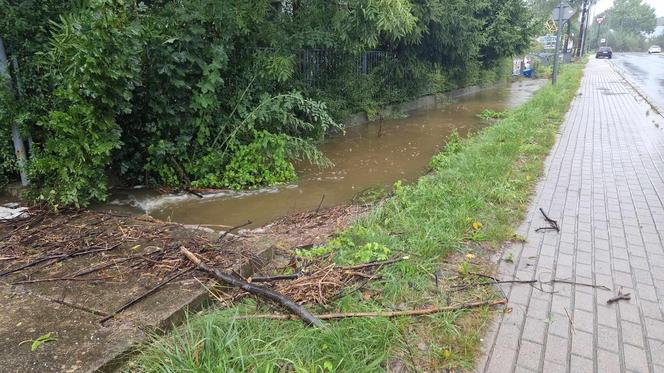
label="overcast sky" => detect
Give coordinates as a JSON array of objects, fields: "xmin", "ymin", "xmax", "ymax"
[{"xmin": 591, "ymin": 0, "xmax": 664, "ymax": 18}]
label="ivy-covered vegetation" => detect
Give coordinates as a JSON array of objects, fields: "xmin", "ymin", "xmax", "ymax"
[{"xmin": 0, "ymin": 0, "xmax": 535, "ymax": 206}]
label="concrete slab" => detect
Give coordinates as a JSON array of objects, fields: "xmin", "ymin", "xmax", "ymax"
[{"xmin": 0, "ymin": 215, "xmax": 275, "ymax": 372}]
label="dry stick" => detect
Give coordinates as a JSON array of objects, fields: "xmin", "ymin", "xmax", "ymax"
[
  {"xmin": 342, "ymin": 257, "xmax": 406, "ymax": 271},
  {"xmin": 452, "ymin": 278, "xmax": 609, "ymax": 292},
  {"xmin": 536, "ymin": 207, "xmax": 560, "ymax": 232},
  {"xmin": 72, "ymin": 257, "xmax": 133, "ymax": 277},
  {"xmin": 607, "ymin": 287, "xmax": 631, "ymax": 304},
  {"xmin": 467, "ymin": 271, "xmax": 609, "ymax": 291},
  {"xmin": 44, "ymin": 295, "xmax": 109, "ymax": 317},
  {"xmin": 0, "ymin": 243, "xmax": 121, "ymax": 277},
  {"xmin": 315, "ymin": 193, "xmax": 326, "ymax": 213},
  {"xmin": 186, "ymin": 189, "xmax": 204, "ymax": 198},
  {"xmin": 217, "ymin": 220, "xmax": 252, "ymax": 242},
  {"xmin": 250, "ymin": 273, "xmax": 303, "ymax": 283},
  {"xmin": 99, "ymin": 268, "xmax": 193, "ymax": 324},
  {"xmin": 180, "ymin": 247, "xmax": 324, "ymax": 328},
  {"xmin": 235, "ymin": 298, "xmax": 507, "ymax": 321},
  {"xmin": 12, "ymin": 276, "xmax": 114, "ymax": 285}
]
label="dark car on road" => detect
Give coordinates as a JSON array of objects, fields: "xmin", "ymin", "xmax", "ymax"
[{"xmin": 596, "ymin": 47, "xmax": 613, "ymax": 59}]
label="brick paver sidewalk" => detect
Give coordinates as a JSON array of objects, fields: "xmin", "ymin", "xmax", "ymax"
[{"xmin": 477, "ymin": 59, "xmax": 664, "ymax": 373}]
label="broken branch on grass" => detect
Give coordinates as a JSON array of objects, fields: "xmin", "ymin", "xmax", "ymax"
[
  {"xmin": 342, "ymin": 257, "xmax": 407, "ymax": 271},
  {"xmin": 451, "ymin": 274, "xmax": 611, "ymax": 293},
  {"xmin": 535, "ymin": 207, "xmax": 560, "ymax": 232},
  {"xmin": 181, "ymin": 247, "xmax": 324, "ymax": 328},
  {"xmin": 235, "ymin": 298, "xmax": 507, "ymax": 321},
  {"xmin": 217, "ymin": 220, "xmax": 252, "ymax": 242}
]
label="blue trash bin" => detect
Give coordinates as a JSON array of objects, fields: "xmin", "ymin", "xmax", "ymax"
[{"xmin": 522, "ymin": 68, "xmax": 534, "ymax": 78}]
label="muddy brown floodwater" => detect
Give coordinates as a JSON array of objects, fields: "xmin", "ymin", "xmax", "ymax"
[{"xmin": 108, "ymin": 79, "xmax": 546, "ymax": 228}]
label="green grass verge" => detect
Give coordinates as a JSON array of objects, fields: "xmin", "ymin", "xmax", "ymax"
[{"xmin": 129, "ymin": 63, "xmax": 585, "ymax": 372}]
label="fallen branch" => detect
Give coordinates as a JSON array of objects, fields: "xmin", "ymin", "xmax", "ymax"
[
  {"xmin": 12, "ymin": 276, "xmax": 114, "ymax": 285},
  {"xmin": 217, "ymin": 220, "xmax": 252, "ymax": 242},
  {"xmin": 72, "ymin": 257, "xmax": 133, "ymax": 278},
  {"xmin": 0, "ymin": 243, "xmax": 121, "ymax": 278},
  {"xmin": 451, "ymin": 276, "xmax": 610, "ymax": 292},
  {"xmin": 315, "ymin": 193, "xmax": 326, "ymax": 213},
  {"xmin": 249, "ymin": 273, "xmax": 303, "ymax": 283},
  {"xmin": 235, "ymin": 298, "xmax": 507, "ymax": 321},
  {"xmin": 185, "ymin": 189, "xmax": 204, "ymax": 198},
  {"xmin": 535, "ymin": 208, "xmax": 560, "ymax": 232},
  {"xmin": 342, "ymin": 257, "xmax": 407, "ymax": 271},
  {"xmin": 607, "ymin": 287, "xmax": 631, "ymax": 304},
  {"xmin": 181, "ymin": 247, "xmax": 324, "ymax": 328},
  {"xmin": 100, "ymin": 268, "xmax": 192, "ymax": 324}
]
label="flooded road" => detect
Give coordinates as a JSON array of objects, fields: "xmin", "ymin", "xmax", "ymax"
[{"xmin": 110, "ymin": 79, "xmax": 546, "ymax": 228}]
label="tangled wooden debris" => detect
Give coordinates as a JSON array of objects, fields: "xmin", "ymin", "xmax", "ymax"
[{"xmin": 1, "ymin": 206, "xmax": 530, "ymax": 328}]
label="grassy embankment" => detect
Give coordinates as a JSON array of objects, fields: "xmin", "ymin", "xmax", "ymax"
[{"xmin": 130, "ymin": 62, "xmax": 585, "ymax": 372}]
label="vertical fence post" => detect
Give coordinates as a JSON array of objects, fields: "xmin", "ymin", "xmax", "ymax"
[{"xmin": 0, "ymin": 36, "xmax": 29, "ymax": 186}]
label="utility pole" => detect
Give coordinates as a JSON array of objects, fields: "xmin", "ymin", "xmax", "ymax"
[
  {"xmin": 0, "ymin": 36, "xmax": 29, "ymax": 186},
  {"xmin": 576, "ymin": 0, "xmax": 589, "ymax": 57},
  {"xmin": 583, "ymin": 3, "xmax": 592, "ymax": 55}
]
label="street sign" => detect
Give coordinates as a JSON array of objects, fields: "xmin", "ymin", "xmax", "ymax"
[
  {"xmin": 552, "ymin": 2, "xmax": 574, "ymax": 22},
  {"xmin": 537, "ymin": 35, "xmax": 557, "ymax": 49},
  {"xmin": 600, "ymin": 38, "xmax": 606, "ymax": 43},
  {"xmin": 596, "ymin": 17, "xmax": 605, "ymax": 24}
]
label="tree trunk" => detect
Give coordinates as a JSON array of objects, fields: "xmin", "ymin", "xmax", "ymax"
[{"xmin": 0, "ymin": 37, "xmax": 29, "ymax": 186}]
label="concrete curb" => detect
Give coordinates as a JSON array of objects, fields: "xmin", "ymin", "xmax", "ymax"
[{"xmin": 96, "ymin": 244, "xmax": 274, "ymax": 372}]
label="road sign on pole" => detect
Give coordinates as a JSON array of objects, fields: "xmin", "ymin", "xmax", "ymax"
[
  {"xmin": 551, "ymin": 1, "xmax": 572, "ymax": 86},
  {"xmin": 552, "ymin": 2, "xmax": 574, "ymax": 22}
]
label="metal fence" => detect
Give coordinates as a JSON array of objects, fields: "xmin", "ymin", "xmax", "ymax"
[{"xmin": 258, "ymin": 48, "xmax": 391, "ymax": 87}]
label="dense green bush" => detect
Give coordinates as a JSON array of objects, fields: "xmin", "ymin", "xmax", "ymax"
[{"xmin": 0, "ymin": 0, "xmax": 536, "ymax": 206}]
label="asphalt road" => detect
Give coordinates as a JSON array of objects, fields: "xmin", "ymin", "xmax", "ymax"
[{"xmin": 609, "ymin": 52, "xmax": 664, "ymax": 111}]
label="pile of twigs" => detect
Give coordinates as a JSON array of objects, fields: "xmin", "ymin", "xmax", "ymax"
[
  {"xmin": 0, "ymin": 207, "xmax": 248, "ymax": 281},
  {"xmin": 271, "ymin": 260, "xmax": 384, "ymax": 305}
]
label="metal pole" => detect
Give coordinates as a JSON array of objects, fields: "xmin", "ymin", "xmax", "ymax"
[
  {"xmin": 577, "ymin": 0, "xmax": 588, "ymax": 57},
  {"xmin": 552, "ymin": 2, "xmax": 565, "ymax": 85},
  {"xmin": 0, "ymin": 36, "xmax": 29, "ymax": 186},
  {"xmin": 582, "ymin": 3, "xmax": 592, "ymax": 55}
]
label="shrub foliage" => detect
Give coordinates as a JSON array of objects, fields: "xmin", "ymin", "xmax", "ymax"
[{"xmin": 0, "ymin": 0, "xmax": 535, "ymax": 206}]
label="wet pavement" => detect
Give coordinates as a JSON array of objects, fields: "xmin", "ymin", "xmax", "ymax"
[
  {"xmin": 611, "ymin": 52, "xmax": 664, "ymax": 112},
  {"xmin": 109, "ymin": 79, "xmax": 546, "ymax": 228},
  {"xmin": 478, "ymin": 58, "xmax": 664, "ymax": 373}
]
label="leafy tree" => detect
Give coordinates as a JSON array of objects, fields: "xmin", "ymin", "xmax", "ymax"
[
  {"xmin": 591, "ymin": 0, "xmax": 657, "ymax": 51},
  {"xmin": 1, "ymin": 0, "xmax": 536, "ymax": 206},
  {"xmin": 605, "ymin": 0, "xmax": 657, "ymax": 35}
]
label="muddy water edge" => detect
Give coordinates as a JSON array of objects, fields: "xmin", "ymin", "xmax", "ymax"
[{"xmin": 104, "ymin": 79, "xmax": 547, "ymax": 228}]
